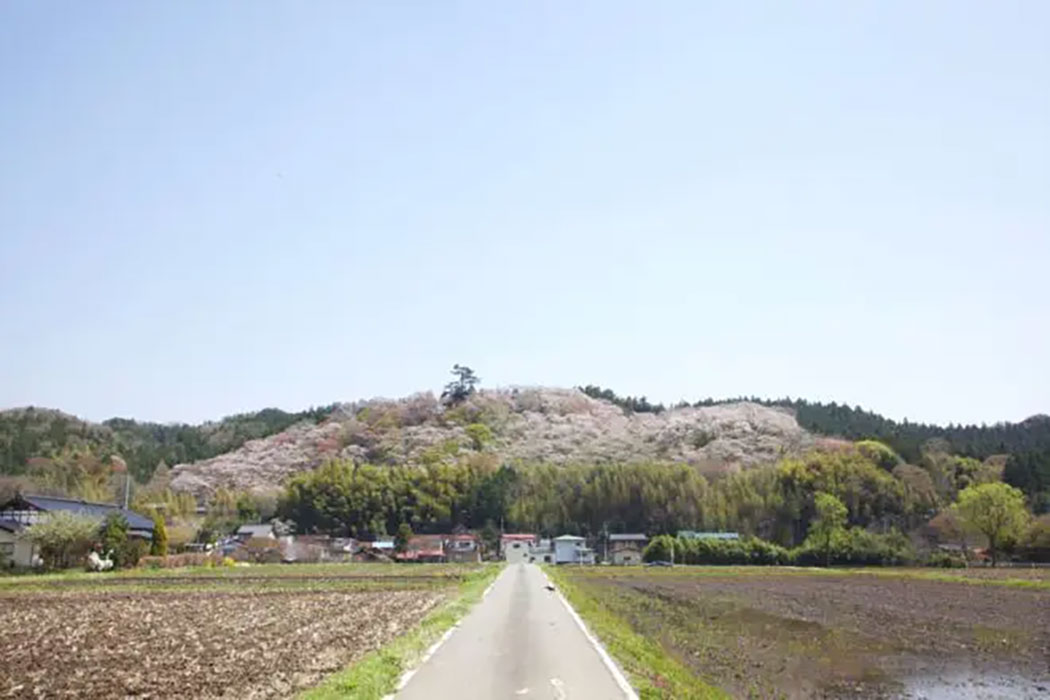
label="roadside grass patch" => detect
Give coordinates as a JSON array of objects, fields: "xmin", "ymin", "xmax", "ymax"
[
  {"xmin": 546, "ymin": 566, "xmax": 726, "ymax": 700},
  {"xmin": 299, "ymin": 563, "xmax": 502, "ymax": 700}
]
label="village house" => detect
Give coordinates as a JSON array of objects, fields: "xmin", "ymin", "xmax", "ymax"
[
  {"xmin": 531, "ymin": 538, "xmax": 553, "ymax": 563},
  {"xmin": 0, "ymin": 495, "xmax": 154, "ymax": 568},
  {"xmin": 0, "ymin": 519, "xmax": 34, "ymax": 569},
  {"xmin": 277, "ymin": 534, "xmax": 356, "ymax": 563},
  {"xmin": 235, "ymin": 523, "xmax": 276, "ymax": 542},
  {"xmin": 608, "ymin": 533, "xmax": 648, "ymax": 565},
  {"xmin": 445, "ymin": 533, "xmax": 481, "ymax": 563},
  {"xmin": 396, "ymin": 535, "xmax": 446, "ymax": 563},
  {"xmin": 553, "ymin": 535, "xmax": 595, "ymax": 565},
  {"xmin": 500, "ymin": 533, "xmax": 537, "ymax": 563}
]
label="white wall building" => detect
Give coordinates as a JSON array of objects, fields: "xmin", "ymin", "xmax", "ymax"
[
  {"xmin": 553, "ymin": 535, "xmax": 595, "ymax": 564},
  {"xmin": 500, "ymin": 534, "xmax": 537, "ymax": 563},
  {"xmin": 0, "ymin": 520, "xmax": 35, "ymax": 568}
]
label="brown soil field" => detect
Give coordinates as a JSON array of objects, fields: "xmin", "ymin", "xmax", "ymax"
[
  {"xmin": 1, "ymin": 588, "xmax": 444, "ymax": 699},
  {"xmin": 571, "ymin": 569, "xmax": 1050, "ymax": 699}
]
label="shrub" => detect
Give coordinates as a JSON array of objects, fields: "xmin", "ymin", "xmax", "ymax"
[
  {"xmin": 121, "ymin": 539, "xmax": 149, "ymax": 567},
  {"xmin": 1019, "ymin": 514, "xmax": 1050, "ymax": 562},
  {"xmin": 465, "ymin": 423, "xmax": 494, "ymax": 451},
  {"xmin": 856, "ymin": 440, "xmax": 903, "ymax": 471},
  {"xmin": 99, "ymin": 512, "xmax": 148, "ymax": 568},
  {"xmin": 643, "ymin": 535, "xmax": 792, "ymax": 565},
  {"xmin": 99, "ymin": 512, "xmax": 129, "ymax": 560},
  {"xmin": 642, "ymin": 535, "xmax": 676, "ymax": 562},
  {"xmin": 150, "ymin": 513, "xmax": 168, "ymax": 556},
  {"xmin": 926, "ymin": 551, "xmax": 967, "ymax": 568},
  {"xmin": 793, "ymin": 528, "xmax": 914, "ymax": 566},
  {"xmin": 27, "ymin": 512, "xmax": 100, "ymax": 570}
]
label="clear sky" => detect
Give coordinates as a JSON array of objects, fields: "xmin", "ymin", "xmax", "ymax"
[{"xmin": 1, "ymin": 2, "xmax": 1047, "ymax": 427}]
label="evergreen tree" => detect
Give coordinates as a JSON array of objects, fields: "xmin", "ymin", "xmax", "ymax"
[{"xmin": 150, "ymin": 512, "xmax": 168, "ymax": 556}]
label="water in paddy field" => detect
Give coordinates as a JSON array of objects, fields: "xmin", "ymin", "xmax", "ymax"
[{"xmin": 901, "ymin": 670, "xmax": 1049, "ymax": 699}]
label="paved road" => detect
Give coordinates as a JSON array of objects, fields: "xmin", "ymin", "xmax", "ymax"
[{"xmin": 396, "ymin": 563, "xmax": 632, "ymax": 700}]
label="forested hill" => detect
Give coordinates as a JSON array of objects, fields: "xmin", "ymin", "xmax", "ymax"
[
  {"xmin": 3, "ymin": 389, "xmax": 1048, "ymax": 509},
  {"xmin": 577, "ymin": 386, "xmax": 1050, "ymax": 463},
  {"xmin": 696, "ymin": 398, "xmax": 1050, "ymax": 463},
  {"xmin": 0, "ymin": 405, "xmax": 335, "ymax": 482}
]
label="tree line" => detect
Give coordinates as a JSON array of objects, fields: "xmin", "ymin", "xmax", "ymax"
[{"xmin": 276, "ymin": 440, "xmax": 1015, "ymax": 547}]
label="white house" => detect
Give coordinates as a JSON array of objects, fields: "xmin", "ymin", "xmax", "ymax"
[
  {"xmin": 0, "ymin": 519, "xmax": 35, "ymax": 569},
  {"xmin": 553, "ymin": 535, "xmax": 595, "ymax": 565},
  {"xmin": 500, "ymin": 534, "xmax": 537, "ymax": 563},
  {"xmin": 531, "ymin": 538, "xmax": 554, "ymax": 564}
]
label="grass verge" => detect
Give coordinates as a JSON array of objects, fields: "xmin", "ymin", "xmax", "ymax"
[
  {"xmin": 298, "ymin": 563, "xmax": 503, "ymax": 700},
  {"xmin": 558, "ymin": 565, "xmax": 1050, "ymax": 591},
  {"xmin": 545, "ymin": 566, "xmax": 727, "ymax": 700}
]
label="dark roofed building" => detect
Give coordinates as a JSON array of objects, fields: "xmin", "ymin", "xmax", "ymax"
[{"xmin": 0, "ymin": 494, "xmax": 154, "ymax": 541}]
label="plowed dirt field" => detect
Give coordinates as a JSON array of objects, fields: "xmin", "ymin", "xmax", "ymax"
[{"xmin": 0, "ymin": 570, "xmax": 451, "ymax": 699}]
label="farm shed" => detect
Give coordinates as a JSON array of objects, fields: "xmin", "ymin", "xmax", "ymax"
[
  {"xmin": 445, "ymin": 534, "xmax": 481, "ymax": 563},
  {"xmin": 608, "ymin": 533, "xmax": 648, "ymax": 565},
  {"xmin": 0, "ymin": 495, "xmax": 154, "ymax": 541}
]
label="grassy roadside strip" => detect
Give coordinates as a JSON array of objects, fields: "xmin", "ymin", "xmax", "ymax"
[
  {"xmin": 545, "ymin": 566, "xmax": 727, "ymax": 700},
  {"xmin": 299, "ymin": 563, "xmax": 503, "ymax": 700}
]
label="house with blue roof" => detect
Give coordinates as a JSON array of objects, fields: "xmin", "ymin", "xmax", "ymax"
[{"xmin": 0, "ymin": 494, "xmax": 155, "ymax": 568}]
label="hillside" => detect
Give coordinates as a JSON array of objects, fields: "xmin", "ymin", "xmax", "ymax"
[
  {"xmin": 168, "ymin": 389, "xmax": 813, "ymax": 498},
  {"xmin": 693, "ymin": 397, "xmax": 1050, "ymax": 463},
  {"xmin": 0, "ymin": 405, "xmax": 335, "ymax": 482},
  {"xmin": 4, "ymin": 387, "xmax": 1048, "ymax": 511}
]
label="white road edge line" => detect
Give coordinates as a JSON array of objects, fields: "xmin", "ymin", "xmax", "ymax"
[
  {"xmin": 545, "ymin": 571, "xmax": 640, "ymax": 700},
  {"xmin": 382, "ymin": 567, "xmax": 504, "ymax": 700}
]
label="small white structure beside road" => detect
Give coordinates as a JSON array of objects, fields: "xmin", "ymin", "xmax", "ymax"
[
  {"xmin": 500, "ymin": 534, "xmax": 537, "ymax": 563},
  {"xmin": 553, "ymin": 535, "xmax": 595, "ymax": 564}
]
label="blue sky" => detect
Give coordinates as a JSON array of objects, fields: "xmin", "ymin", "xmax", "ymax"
[{"xmin": 1, "ymin": 1, "xmax": 1047, "ymax": 426}]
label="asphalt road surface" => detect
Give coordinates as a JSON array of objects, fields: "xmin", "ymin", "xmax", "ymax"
[{"xmin": 396, "ymin": 563, "xmax": 633, "ymax": 700}]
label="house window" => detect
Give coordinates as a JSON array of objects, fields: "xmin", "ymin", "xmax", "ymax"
[{"xmin": 512, "ymin": 543, "xmax": 521, "ymax": 549}]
